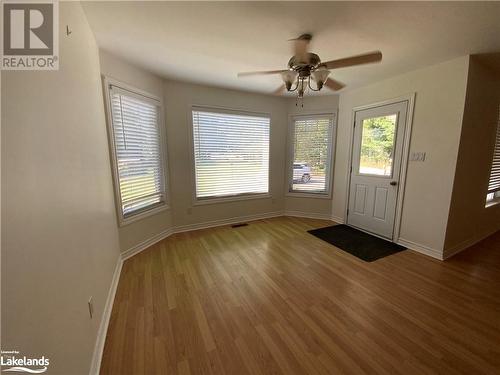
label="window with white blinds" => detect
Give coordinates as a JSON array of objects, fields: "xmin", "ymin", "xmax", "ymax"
[
  {"xmin": 289, "ymin": 115, "xmax": 334, "ymax": 195},
  {"xmin": 192, "ymin": 108, "xmax": 270, "ymax": 200},
  {"xmin": 107, "ymin": 83, "xmax": 166, "ymax": 223},
  {"xmin": 487, "ymin": 104, "xmax": 500, "ymax": 200}
]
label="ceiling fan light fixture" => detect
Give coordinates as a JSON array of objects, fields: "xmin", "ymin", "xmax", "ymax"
[
  {"xmin": 280, "ymin": 70, "xmax": 298, "ymax": 90},
  {"xmin": 311, "ymin": 67, "xmax": 330, "ymax": 90},
  {"xmin": 237, "ymin": 33, "xmax": 383, "ymax": 100}
]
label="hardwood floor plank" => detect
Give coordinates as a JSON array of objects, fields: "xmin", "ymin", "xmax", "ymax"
[
  {"xmin": 177, "ymin": 360, "xmax": 190, "ymax": 375},
  {"xmin": 100, "ymin": 217, "xmax": 500, "ymax": 374},
  {"xmin": 255, "ymin": 324, "xmax": 304, "ymax": 375}
]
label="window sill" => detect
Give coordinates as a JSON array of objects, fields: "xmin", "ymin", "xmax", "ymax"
[
  {"xmin": 193, "ymin": 193, "xmax": 272, "ymax": 206},
  {"xmin": 485, "ymin": 198, "xmax": 500, "ymax": 208},
  {"xmin": 119, "ymin": 203, "xmax": 170, "ymax": 227},
  {"xmin": 286, "ymin": 192, "xmax": 332, "ymax": 199}
]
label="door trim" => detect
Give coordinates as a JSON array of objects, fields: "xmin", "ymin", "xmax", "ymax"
[{"xmin": 344, "ymin": 93, "xmax": 416, "ymax": 242}]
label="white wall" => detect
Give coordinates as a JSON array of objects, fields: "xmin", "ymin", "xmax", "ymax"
[
  {"xmin": 1, "ymin": 3, "xmax": 120, "ymax": 375},
  {"xmin": 335, "ymin": 56, "xmax": 470, "ymax": 256},
  {"xmin": 444, "ymin": 56, "xmax": 500, "ymax": 256},
  {"xmin": 285, "ymin": 95, "xmax": 339, "ymax": 218},
  {"xmin": 99, "ymin": 50, "xmax": 173, "ymax": 252}
]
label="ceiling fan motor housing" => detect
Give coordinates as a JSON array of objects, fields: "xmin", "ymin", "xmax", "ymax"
[{"xmin": 288, "ymin": 53, "xmax": 321, "ymax": 70}]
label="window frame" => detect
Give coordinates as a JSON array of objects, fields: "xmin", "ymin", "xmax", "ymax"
[
  {"xmin": 486, "ymin": 191, "xmax": 500, "ymax": 207},
  {"xmin": 102, "ymin": 76, "xmax": 169, "ymax": 226},
  {"xmin": 286, "ymin": 112, "xmax": 336, "ymax": 199},
  {"xmin": 356, "ymin": 113, "xmax": 400, "ymax": 179},
  {"xmin": 189, "ymin": 105, "xmax": 272, "ymax": 205},
  {"xmin": 485, "ymin": 104, "xmax": 500, "ymax": 208}
]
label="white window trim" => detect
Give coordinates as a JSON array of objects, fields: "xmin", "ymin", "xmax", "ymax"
[
  {"xmin": 102, "ymin": 76, "xmax": 169, "ymax": 226},
  {"xmin": 486, "ymin": 191, "xmax": 500, "ymax": 208},
  {"xmin": 188, "ymin": 105, "xmax": 272, "ymax": 205},
  {"xmin": 192, "ymin": 192, "xmax": 272, "ymax": 206},
  {"xmin": 286, "ymin": 112, "xmax": 337, "ymax": 199},
  {"xmin": 485, "ymin": 105, "xmax": 500, "ymax": 208}
]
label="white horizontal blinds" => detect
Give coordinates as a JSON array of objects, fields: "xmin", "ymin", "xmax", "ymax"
[
  {"xmin": 109, "ymin": 87, "xmax": 165, "ymax": 216},
  {"xmin": 488, "ymin": 105, "xmax": 500, "ymax": 193},
  {"xmin": 192, "ymin": 109, "xmax": 270, "ymax": 199},
  {"xmin": 292, "ymin": 116, "xmax": 333, "ymax": 193}
]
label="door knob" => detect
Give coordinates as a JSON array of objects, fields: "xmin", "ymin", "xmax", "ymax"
[{"xmin": 390, "ymin": 181, "xmax": 398, "ymax": 186}]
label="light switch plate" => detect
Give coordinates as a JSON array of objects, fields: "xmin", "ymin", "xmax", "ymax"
[{"xmin": 410, "ymin": 152, "xmax": 426, "ymax": 162}]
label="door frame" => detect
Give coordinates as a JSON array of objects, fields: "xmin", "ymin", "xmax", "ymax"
[{"xmin": 344, "ymin": 93, "xmax": 416, "ymax": 242}]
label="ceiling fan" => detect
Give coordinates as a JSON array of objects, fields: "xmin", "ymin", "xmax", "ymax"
[{"xmin": 237, "ymin": 34, "xmax": 382, "ymax": 101}]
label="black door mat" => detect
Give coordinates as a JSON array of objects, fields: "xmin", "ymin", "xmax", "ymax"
[{"xmin": 308, "ymin": 224, "xmax": 406, "ymax": 262}]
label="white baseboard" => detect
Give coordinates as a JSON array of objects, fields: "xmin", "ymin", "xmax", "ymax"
[
  {"xmin": 284, "ymin": 210, "xmax": 334, "ymax": 220},
  {"xmin": 397, "ymin": 238, "xmax": 443, "ymax": 260},
  {"xmin": 443, "ymin": 227, "xmax": 500, "ymax": 259},
  {"xmin": 121, "ymin": 227, "xmax": 175, "ymax": 261},
  {"xmin": 89, "ymin": 255, "xmax": 123, "ymax": 375},
  {"xmin": 173, "ymin": 211, "xmax": 284, "ymax": 233},
  {"xmin": 444, "ymin": 238, "xmax": 478, "ymax": 260},
  {"xmin": 330, "ymin": 215, "xmax": 345, "ymax": 224},
  {"xmin": 121, "ymin": 211, "xmax": 284, "ymax": 262}
]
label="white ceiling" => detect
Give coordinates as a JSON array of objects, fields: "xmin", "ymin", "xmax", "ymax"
[{"xmin": 82, "ymin": 1, "xmax": 500, "ymax": 95}]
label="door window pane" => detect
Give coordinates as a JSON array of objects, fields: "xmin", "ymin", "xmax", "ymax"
[{"xmin": 359, "ymin": 114, "xmax": 397, "ymax": 176}]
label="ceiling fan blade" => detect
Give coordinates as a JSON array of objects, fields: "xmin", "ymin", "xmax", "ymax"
[
  {"xmin": 237, "ymin": 69, "xmax": 287, "ymax": 77},
  {"xmin": 324, "ymin": 78, "xmax": 346, "ymax": 91},
  {"xmin": 273, "ymin": 84, "xmax": 286, "ymax": 95},
  {"xmin": 323, "ymin": 51, "xmax": 382, "ymax": 70}
]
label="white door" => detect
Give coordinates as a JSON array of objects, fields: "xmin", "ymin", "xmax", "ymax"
[{"xmin": 347, "ymin": 101, "xmax": 408, "ymax": 239}]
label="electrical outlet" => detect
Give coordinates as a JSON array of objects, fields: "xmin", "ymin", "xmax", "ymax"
[{"xmin": 88, "ymin": 297, "xmax": 93, "ymax": 319}]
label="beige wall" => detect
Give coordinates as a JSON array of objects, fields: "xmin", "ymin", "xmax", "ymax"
[
  {"xmin": 1, "ymin": 3, "xmax": 120, "ymax": 375},
  {"xmin": 99, "ymin": 50, "xmax": 289, "ymax": 237},
  {"xmin": 163, "ymin": 80, "xmax": 288, "ymax": 227},
  {"xmin": 99, "ymin": 50, "xmax": 173, "ymax": 252},
  {"xmin": 97, "ymin": 50, "xmax": 476, "ymax": 258},
  {"xmin": 444, "ymin": 56, "xmax": 500, "ymax": 255},
  {"xmin": 285, "ymin": 95, "xmax": 339, "ymax": 218},
  {"xmin": 0, "ymin": 4, "xmax": 491, "ymax": 374},
  {"xmin": 335, "ymin": 56, "xmax": 470, "ymax": 255},
  {"xmin": 97, "ymin": 51, "xmax": 343, "ymax": 252}
]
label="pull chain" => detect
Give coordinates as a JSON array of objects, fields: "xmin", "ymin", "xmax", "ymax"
[{"xmin": 295, "ymin": 96, "xmax": 304, "ymax": 107}]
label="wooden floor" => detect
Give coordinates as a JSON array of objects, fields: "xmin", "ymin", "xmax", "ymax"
[{"xmin": 100, "ymin": 217, "xmax": 500, "ymax": 375}]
